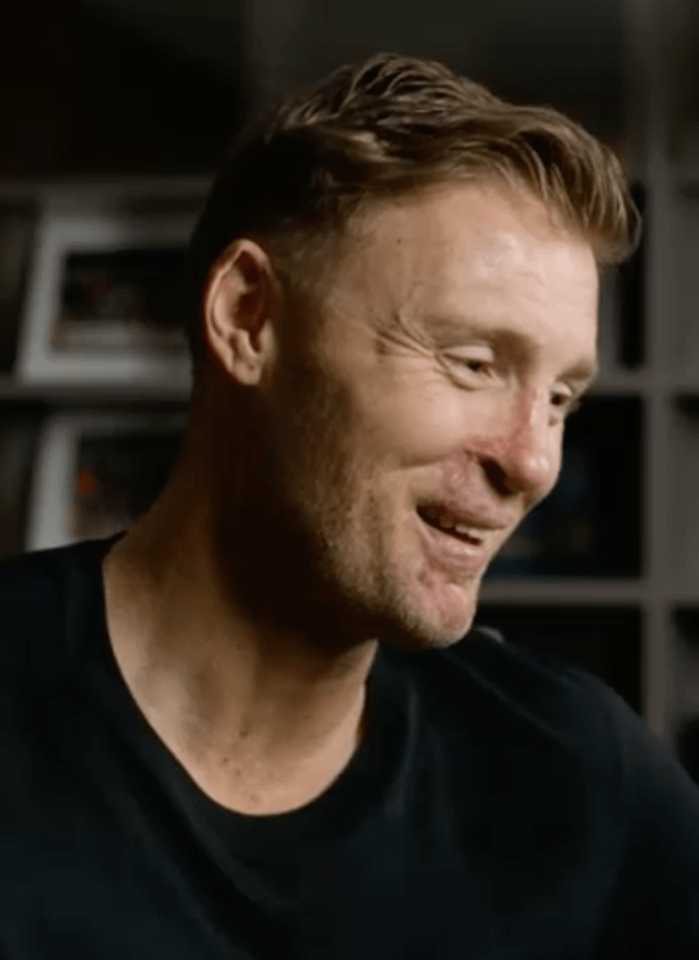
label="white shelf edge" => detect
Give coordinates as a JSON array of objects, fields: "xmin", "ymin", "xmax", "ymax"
[
  {"xmin": 0, "ymin": 370, "xmax": 653, "ymax": 403},
  {"xmin": 479, "ymin": 578, "xmax": 648, "ymax": 604},
  {"xmin": 663, "ymin": 379, "xmax": 699, "ymax": 396},
  {"xmin": 590, "ymin": 372, "xmax": 652, "ymax": 393},
  {"xmin": 673, "ymin": 163, "xmax": 699, "ymax": 190},
  {"xmin": 667, "ymin": 594, "xmax": 699, "ymax": 609},
  {"xmin": 0, "ymin": 174, "xmax": 213, "ymax": 204},
  {"xmin": 0, "ymin": 375, "xmax": 191, "ymax": 404}
]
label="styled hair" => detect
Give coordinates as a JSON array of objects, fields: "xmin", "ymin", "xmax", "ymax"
[{"xmin": 187, "ymin": 52, "xmax": 641, "ymax": 364}]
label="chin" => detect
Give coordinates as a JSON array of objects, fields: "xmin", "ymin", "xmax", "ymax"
[
  {"xmin": 378, "ymin": 603, "xmax": 478, "ymax": 654},
  {"xmin": 364, "ymin": 569, "xmax": 480, "ymax": 653}
]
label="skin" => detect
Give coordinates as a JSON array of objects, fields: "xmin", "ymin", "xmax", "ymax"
[{"xmin": 103, "ymin": 179, "xmax": 599, "ymax": 814}]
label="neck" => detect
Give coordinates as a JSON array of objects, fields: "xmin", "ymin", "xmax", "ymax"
[{"xmin": 102, "ymin": 448, "xmax": 377, "ymax": 814}]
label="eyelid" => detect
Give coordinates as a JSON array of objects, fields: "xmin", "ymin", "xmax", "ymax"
[
  {"xmin": 554, "ymin": 391, "xmax": 586, "ymax": 416},
  {"xmin": 566, "ymin": 394, "xmax": 586, "ymax": 414},
  {"xmin": 443, "ymin": 348, "xmax": 589, "ymax": 415},
  {"xmin": 443, "ymin": 348, "xmax": 496, "ymax": 369}
]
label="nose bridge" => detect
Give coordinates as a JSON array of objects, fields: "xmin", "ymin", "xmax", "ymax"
[{"xmin": 484, "ymin": 385, "xmax": 557, "ymax": 495}]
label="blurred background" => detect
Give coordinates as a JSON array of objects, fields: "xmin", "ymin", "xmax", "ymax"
[{"xmin": 1, "ymin": 0, "xmax": 699, "ymax": 775}]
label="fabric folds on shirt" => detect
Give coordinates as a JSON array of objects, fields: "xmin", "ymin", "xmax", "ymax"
[{"xmin": 0, "ymin": 538, "xmax": 698, "ymax": 959}]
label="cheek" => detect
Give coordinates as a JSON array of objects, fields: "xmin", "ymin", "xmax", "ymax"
[{"xmin": 357, "ymin": 382, "xmax": 494, "ymax": 467}]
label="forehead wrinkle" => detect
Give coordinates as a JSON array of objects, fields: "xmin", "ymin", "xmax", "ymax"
[
  {"xmin": 324, "ymin": 181, "xmax": 597, "ymax": 365},
  {"xmin": 372, "ymin": 305, "xmax": 435, "ymax": 363}
]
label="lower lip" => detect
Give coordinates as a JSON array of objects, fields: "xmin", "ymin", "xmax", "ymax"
[{"xmin": 415, "ymin": 513, "xmax": 491, "ymax": 575}]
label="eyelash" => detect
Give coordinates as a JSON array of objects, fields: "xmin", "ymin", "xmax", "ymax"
[
  {"xmin": 457, "ymin": 359, "xmax": 584, "ymax": 416},
  {"xmin": 553, "ymin": 394, "xmax": 583, "ymax": 416}
]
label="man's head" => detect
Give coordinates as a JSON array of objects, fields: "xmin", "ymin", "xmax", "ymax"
[
  {"xmin": 183, "ymin": 53, "xmax": 640, "ymax": 652},
  {"xmin": 188, "ymin": 52, "xmax": 638, "ymax": 367}
]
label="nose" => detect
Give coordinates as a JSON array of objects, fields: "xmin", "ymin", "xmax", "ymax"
[{"xmin": 477, "ymin": 388, "xmax": 560, "ymax": 501}]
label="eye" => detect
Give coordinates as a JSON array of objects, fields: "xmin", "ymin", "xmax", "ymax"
[
  {"xmin": 551, "ymin": 392, "xmax": 584, "ymax": 416},
  {"xmin": 447, "ymin": 355, "xmax": 493, "ymax": 375},
  {"xmin": 463, "ymin": 359, "xmax": 490, "ymax": 374}
]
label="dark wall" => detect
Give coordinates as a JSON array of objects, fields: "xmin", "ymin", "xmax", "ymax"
[{"xmin": 0, "ymin": 0, "xmax": 244, "ymax": 178}]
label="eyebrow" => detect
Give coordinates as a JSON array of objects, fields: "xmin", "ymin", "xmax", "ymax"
[{"xmin": 423, "ymin": 314, "xmax": 599, "ymax": 388}]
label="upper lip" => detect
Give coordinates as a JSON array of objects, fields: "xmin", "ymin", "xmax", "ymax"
[{"xmin": 417, "ymin": 502, "xmax": 513, "ymax": 534}]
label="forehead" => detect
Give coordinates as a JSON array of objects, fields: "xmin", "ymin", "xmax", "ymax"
[
  {"xmin": 325, "ymin": 180, "xmax": 599, "ymax": 361},
  {"xmin": 345, "ymin": 180, "xmax": 597, "ymax": 297}
]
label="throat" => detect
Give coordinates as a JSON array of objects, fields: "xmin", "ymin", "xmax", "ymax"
[{"xmin": 179, "ymin": 695, "xmax": 367, "ymax": 816}]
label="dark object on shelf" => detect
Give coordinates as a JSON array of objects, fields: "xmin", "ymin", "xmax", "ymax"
[
  {"xmin": 26, "ymin": 412, "xmax": 186, "ymax": 550},
  {"xmin": 0, "ymin": 203, "xmax": 36, "ymax": 373},
  {"xmin": 617, "ymin": 182, "xmax": 646, "ymax": 369},
  {"xmin": 676, "ymin": 716, "xmax": 699, "ymax": 786},
  {"xmin": 0, "ymin": 412, "xmax": 44, "ymax": 560},
  {"xmin": 486, "ymin": 396, "xmax": 643, "ymax": 578},
  {"xmin": 72, "ymin": 429, "xmax": 183, "ymax": 540},
  {"xmin": 475, "ymin": 604, "xmax": 642, "ymax": 713},
  {"xmin": 56, "ymin": 247, "xmax": 190, "ymax": 352}
]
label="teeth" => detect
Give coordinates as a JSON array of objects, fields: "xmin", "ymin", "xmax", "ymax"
[
  {"xmin": 454, "ymin": 523, "xmax": 481, "ymax": 540},
  {"xmin": 422, "ymin": 508, "xmax": 482, "ymax": 541}
]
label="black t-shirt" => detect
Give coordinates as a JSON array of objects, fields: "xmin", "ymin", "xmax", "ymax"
[{"xmin": 1, "ymin": 538, "xmax": 698, "ymax": 959}]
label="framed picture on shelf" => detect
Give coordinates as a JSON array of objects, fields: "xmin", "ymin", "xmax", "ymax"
[
  {"xmin": 25, "ymin": 412, "xmax": 185, "ymax": 551},
  {"xmin": 15, "ymin": 182, "xmax": 207, "ymax": 390}
]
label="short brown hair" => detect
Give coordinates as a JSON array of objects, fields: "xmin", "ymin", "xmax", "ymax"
[{"xmin": 187, "ymin": 52, "xmax": 640, "ymax": 364}]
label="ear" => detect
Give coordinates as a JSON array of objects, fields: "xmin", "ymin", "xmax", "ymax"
[{"xmin": 202, "ymin": 240, "xmax": 277, "ymax": 386}]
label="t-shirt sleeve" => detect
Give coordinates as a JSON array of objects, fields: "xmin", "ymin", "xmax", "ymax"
[{"xmin": 596, "ymin": 685, "xmax": 699, "ymax": 958}]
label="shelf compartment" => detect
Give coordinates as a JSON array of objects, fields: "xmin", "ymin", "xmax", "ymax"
[
  {"xmin": 0, "ymin": 201, "xmax": 37, "ymax": 374},
  {"xmin": 610, "ymin": 182, "xmax": 646, "ymax": 371},
  {"xmin": 596, "ymin": 202, "xmax": 646, "ymax": 379},
  {"xmin": 668, "ymin": 0, "xmax": 699, "ymax": 165},
  {"xmin": 671, "ymin": 609, "xmax": 699, "ymax": 722},
  {"xmin": 485, "ymin": 396, "xmax": 643, "ymax": 579},
  {"xmin": 0, "ymin": 410, "xmax": 45, "ymax": 560},
  {"xmin": 25, "ymin": 409, "xmax": 185, "ymax": 551},
  {"xmin": 480, "ymin": 578, "xmax": 647, "ymax": 604},
  {"xmin": 670, "ymin": 609, "xmax": 699, "ymax": 785},
  {"xmin": 666, "ymin": 397, "xmax": 699, "ymax": 589},
  {"xmin": 664, "ymin": 188, "xmax": 699, "ymax": 379},
  {"xmin": 475, "ymin": 603, "xmax": 643, "ymax": 713}
]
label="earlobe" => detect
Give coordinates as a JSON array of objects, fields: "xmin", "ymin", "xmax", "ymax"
[{"xmin": 202, "ymin": 240, "xmax": 275, "ymax": 386}]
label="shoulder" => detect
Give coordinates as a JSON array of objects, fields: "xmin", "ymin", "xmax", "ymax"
[
  {"xmin": 428, "ymin": 630, "xmax": 699, "ymax": 952},
  {"xmin": 391, "ymin": 626, "xmax": 681, "ymax": 843},
  {"xmin": 414, "ymin": 625, "xmax": 622, "ymax": 749},
  {"xmin": 384, "ymin": 625, "xmax": 632, "ymax": 821},
  {"xmin": 0, "ymin": 539, "xmax": 111, "ymax": 691},
  {"xmin": 417, "ymin": 627, "xmax": 699, "ymax": 943},
  {"xmin": 427, "ymin": 625, "xmax": 692, "ymax": 789},
  {"xmin": 441, "ymin": 626, "xmax": 693, "ymax": 789}
]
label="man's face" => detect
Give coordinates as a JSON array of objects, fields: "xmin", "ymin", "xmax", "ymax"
[{"xmin": 260, "ymin": 180, "xmax": 599, "ymax": 651}]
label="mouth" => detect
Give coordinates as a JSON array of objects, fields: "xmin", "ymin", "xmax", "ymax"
[{"xmin": 416, "ymin": 506, "xmax": 486, "ymax": 546}]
